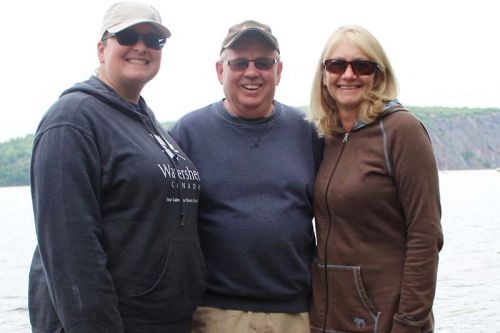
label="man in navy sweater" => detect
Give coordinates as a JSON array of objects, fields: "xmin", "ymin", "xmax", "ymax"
[{"xmin": 170, "ymin": 20, "xmax": 323, "ymax": 333}]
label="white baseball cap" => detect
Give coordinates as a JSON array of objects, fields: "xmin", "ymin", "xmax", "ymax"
[{"xmin": 100, "ymin": 2, "xmax": 171, "ymax": 39}]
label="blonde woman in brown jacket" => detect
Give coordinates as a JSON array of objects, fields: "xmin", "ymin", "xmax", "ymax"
[{"xmin": 308, "ymin": 25, "xmax": 443, "ymax": 333}]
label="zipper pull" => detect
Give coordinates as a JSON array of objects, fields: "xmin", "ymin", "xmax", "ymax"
[
  {"xmin": 179, "ymin": 213, "xmax": 186, "ymax": 227},
  {"xmin": 343, "ymin": 132, "xmax": 350, "ymax": 143}
]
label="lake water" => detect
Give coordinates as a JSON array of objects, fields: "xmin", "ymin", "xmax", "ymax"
[{"xmin": 1, "ymin": 170, "xmax": 499, "ymax": 332}]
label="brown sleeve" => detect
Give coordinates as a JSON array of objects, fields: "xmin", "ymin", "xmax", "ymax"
[{"xmin": 387, "ymin": 112, "xmax": 443, "ymax": 332}]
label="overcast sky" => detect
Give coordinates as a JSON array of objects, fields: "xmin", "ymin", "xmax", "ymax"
[{"xmin": 1, "ymin": 0, "xmax": 499, "ymax": 142}]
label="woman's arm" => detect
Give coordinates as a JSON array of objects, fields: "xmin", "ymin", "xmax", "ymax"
[
  {"xmin": 31, "ymin": 123, "xmax": 124, "ymax": 332},
  {"xmin": 390, "ymin": 112, "xmax": 443, "ymax": 332}
]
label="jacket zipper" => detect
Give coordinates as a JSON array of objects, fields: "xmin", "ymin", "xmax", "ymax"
[{"xmin": 321, "ymin": 132, "xmax": 349, "ymax": 332}]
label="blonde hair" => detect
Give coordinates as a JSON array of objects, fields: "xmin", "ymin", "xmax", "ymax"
[{"xmin": 309, "ymin": 25, "xmax": 398, "ymax": 136}]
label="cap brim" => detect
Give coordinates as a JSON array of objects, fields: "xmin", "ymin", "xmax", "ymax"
[{"xmin": 107, "ymin": 19, "xmax": 171, "ymax": 38}]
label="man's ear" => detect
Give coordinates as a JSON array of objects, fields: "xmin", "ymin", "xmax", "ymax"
[
  {"xmin": 275, "ymin": 61, "xmax": 283, "ymax": 86},
  {"xmin": 216, "ymin": 61, "xmax": 224, "ymax": 84}
]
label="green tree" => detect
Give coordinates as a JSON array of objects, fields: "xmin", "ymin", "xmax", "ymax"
[{"xmin": 0, "ymin": 135, "xmax": 34, "ymax": 186}]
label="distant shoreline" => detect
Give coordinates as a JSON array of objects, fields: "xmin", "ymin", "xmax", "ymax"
[{"xmin": 1, "ymin": 108, "xmax": 499, "ymax": 186}]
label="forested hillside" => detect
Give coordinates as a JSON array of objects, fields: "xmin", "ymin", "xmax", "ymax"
[
  {"xmin": 0, "ymin": 135, "xmax": 33, "ymax": 187},
  {"xmin": 412, "ymin": 107, "xmax": 499, "ymax": 170},
  {"xmin": 0, "ymin": 109, "xmax": 498, "ymax": 187}
]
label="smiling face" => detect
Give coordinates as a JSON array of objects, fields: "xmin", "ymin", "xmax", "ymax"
[
  {"xmin": 97, "ymin": 23, "xmax": 162, "ymax": 103},
  {"xmin": 216, "ymin": 35, "xmax": 282, "ymax": 119},
  {"xmin": 323, "ymin": 39, "xmax": 375, "ymax": 115}
]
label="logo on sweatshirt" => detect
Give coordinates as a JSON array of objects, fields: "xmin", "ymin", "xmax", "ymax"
[
  {"xmin": 152, "ymin": 134, "xmax": 186, "ymax": 160},
  {"xmin": 157, "ymin": 164, "xmax": 201, "ymax": 191},
  {"xmin": 353, "ymin": 316, "xmax": 366, "ymax": 328}
]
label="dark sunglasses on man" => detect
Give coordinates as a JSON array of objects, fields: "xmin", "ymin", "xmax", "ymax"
[
  {"xmin": 103, "ymin": 29, "xmax": 166, "ymax": 50},
  {"xmin": 323, "ymin": 59, "xmax": 379, "ymax": 76},
  {"xmin": 224, "ymin": 57, "xmax": 278, "ymax": 71}
]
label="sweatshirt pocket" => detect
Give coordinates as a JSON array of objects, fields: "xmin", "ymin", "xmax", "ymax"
[
  {"xmin": 311, "ymin": 260, "xmax": 381, "ymax": 333},
  {"xmin": 119, "ymin": 239, "xmax": 206, "ymax": 323}
]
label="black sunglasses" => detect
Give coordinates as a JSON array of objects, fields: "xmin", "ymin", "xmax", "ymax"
[
  {"xmin": 323, "ymin": 59, "xmax": 379, "ymax": 76},
  {"xmin": 224, "ymin": 57, "xmax": 277, "ymax": 71},
  {"xmin": 104, "ymin": 30, "xmax": 166, "ymax": 50}
]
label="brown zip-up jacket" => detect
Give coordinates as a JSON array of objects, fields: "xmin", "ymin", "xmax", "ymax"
[{"xmin": 310, "ymin": 103, "xmax": 443, "ymax": 333}]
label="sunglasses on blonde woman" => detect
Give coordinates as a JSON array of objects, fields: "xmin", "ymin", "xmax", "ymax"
[{"xmin": 323, "ymin": 59, "xmax": 379, "ymax": 75}]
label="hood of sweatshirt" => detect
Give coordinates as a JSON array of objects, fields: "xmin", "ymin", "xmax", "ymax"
[
  {"xmin": 61, "ymin": 76, "xmax": 153, "ymax": 121},
  {"xmin": 350, "ymin": 99, "xmax": 407, "ymax": 131}
]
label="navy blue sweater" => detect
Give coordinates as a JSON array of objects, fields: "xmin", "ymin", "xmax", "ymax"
[{"xmin": 170, "ymin": 101, "xmax": 323, "ymax": 312}]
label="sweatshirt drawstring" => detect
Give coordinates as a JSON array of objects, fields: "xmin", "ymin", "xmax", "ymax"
[
  {"xmin": 167, "ymin": 148, "xmax": 186, "ymax": 228},
  {"xmin": 143, "ymin": 115, "xmax": 187, "ymax": 228}
]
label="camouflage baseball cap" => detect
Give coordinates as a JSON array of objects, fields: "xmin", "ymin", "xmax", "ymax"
[{"xmin": 220, "ymin": 20, "xmax": 279, "ymax": 54}]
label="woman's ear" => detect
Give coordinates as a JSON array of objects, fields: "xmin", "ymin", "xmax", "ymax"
[{"xmin": 97, "ymin": 41, "xmax": 105, "ymax": 64}]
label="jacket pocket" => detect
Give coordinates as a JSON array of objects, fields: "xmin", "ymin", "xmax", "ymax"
[
  {"xmin": 310, "ymin": 260, "xmax": 381, "ymax": 333},
  {"xmin": 119, "ymin": 239, "xmax": 206, "ymax": 323}
]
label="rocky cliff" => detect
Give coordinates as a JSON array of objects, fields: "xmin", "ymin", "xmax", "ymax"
[{"xmin": 412, "ymin": 107, "xmax": 499, "ymax": 170}]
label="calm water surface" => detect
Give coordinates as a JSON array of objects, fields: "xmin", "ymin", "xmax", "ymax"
[{"xmin": 0, "ymin": 170, "xmax": 499, "ymax": 332}]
